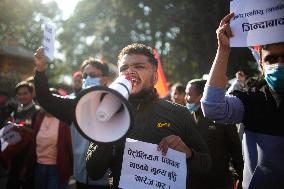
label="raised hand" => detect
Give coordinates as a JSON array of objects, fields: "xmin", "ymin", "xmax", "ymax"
[
  {"xmin": 34, "ymin": 47, "xmax": 47, "ymax": 72},
  {"xmin": 216, "ymin": 12, "xmax": 234, "ymax": 48}
]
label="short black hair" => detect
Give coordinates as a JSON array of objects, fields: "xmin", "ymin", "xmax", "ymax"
[
  {"xmin": 259, "ymin": 42, "xmax": 284, "ymax": 60},
  {"xmin": 118, "ymin": 43, "xmax": 158, "ymax": 68},
  {"xmin": 171, "ymin": 83, "xmax": 186, "ymax": 94},
  {"xmin": 187, "ymin": 79, "xmax": 206, "ymax": 95},
  {"xmin": 80, "ymin": 58, "xmax": 109, "ymax": 77}
]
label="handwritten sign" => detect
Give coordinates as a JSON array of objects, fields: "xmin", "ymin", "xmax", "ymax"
[
  {"xmin": 230, "ymin": 0, "xmax": 284, "ymax": 47},
  {"xmin": 42, "ymin": 22, "xmax": 55, "ymax": 61},
  {"xmin": 0, "ymin": 123, "xmax": 21, "ymax": 152},
  {"xmin": 119, "ymin": 138, "xmax": 187, "ymax": 189}
]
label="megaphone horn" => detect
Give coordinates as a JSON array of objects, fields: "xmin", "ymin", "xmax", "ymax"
[{"xmin": 74, "ymin": 75, "xmax": 134, "ymax": 143}]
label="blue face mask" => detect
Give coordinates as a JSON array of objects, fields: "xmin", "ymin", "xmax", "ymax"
[
  {"xmin": 82, "ymin": 76, "xmax": 100, "ymax": 89},
  {"xmin": 264, "ymin": 63, "xmax": 284, "ymax": 92},
  {"xmin": 186, "ymin": 103, "xmax": 200, "ymax": 112}
]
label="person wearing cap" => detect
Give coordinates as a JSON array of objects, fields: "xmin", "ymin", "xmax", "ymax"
[
  {"xmin": 85, "ymin": 43, "xmax": 211, "ymax": 189},
  {"xmin": 69, "ymin": 71, "xmax": 83, "ymax": 98},
  {"xmin": 33, "ymin": 51, "xmax": 110, "ymax": 189},
  {"xmin": 201, "ymin": 13, "xmax": 284, "ymax": 189}
]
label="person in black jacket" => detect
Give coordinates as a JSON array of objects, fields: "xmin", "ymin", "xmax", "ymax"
[
  {"xmin": 185, "ymin": 79, "xmax": 243, "ymax": 189},
  {"xmin": 33, "ymin": 50, "xmax": 110, "ymax": 189},
  {"xmin": 84, "ymin": 43, "xmax": 211, "ymax": 189},
  {"xmin": 6, "ymin": 81, "xmax": 40, "ymax": 189}
]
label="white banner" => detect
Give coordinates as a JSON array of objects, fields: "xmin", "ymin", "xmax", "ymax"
[
  {"xmin": 42, "ymin": 22, "xmax": 56, "ymax": 61},
  {"xmin": 119, "ymin": 138, "xmax": 187, "ymax": 189},
  {"xmin": 230, "ymin": 0, "xmax": 284, "ymax": 47}
]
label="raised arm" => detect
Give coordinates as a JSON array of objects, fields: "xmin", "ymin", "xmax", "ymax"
[
  {"xmin": 34, "ymin": 47, "xmax": 75, "ymax": 124},
  {"xmin": 208, "ymin": 13, "xmax": 233, "ymax": 87},
  {"xmin": 201, "ymin": 13, "xmax": 244, "ymax": 124}
]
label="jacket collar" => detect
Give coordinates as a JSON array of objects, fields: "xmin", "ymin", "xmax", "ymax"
[{"xmin": 129, "ymin": 88, "xmax": 158, "ymax": 110}]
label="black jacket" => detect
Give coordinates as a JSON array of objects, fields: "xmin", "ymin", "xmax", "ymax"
[
  {"xmin": 34, "ymin": 71, "xmax": 211, "ymax": 188},
  {"xmin": 86, "ymin": 90, "xmax": 211, "ymax": 188},
  {"xmin": 190, "ymin": 108, "xmax": 243, "ymax": 189},
  {"xmin": 34, "ymin": 71, "xmax": 75, "ymax": 125}
]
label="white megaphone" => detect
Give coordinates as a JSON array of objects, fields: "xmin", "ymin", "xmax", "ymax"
[{"xmin": 74, "ymin": 75, "xmax": 133, "ymax": 143}]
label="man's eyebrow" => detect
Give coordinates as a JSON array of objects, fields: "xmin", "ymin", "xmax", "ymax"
[
  {"xmin": 133, "ymin": 62, "xmax": 148, "ymax": 65},
  {"xmin": 121, "ymin": 62, "xmax": 148, "ymax": 67}
]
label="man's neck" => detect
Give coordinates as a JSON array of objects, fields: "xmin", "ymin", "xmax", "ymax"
[
  {"xmin": 129, "ymin": 88, "xmax": 158, "ymax": 109},
  {"xmin": 130, "ymin": 88, "xmax": 156, "ymax": 99}
]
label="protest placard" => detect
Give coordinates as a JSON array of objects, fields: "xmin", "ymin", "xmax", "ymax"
[
  {"xmin": 230, "ymin": 0, "xmax": 284, "ymax": 47},
  {"xmin": 0, "ymin": 123, "xmax": 21, "ymax": 152},
  {"xmin": 42, "ymin": 22, "xmax": 55, "ymax": 61},
  {"xmin": 119, "ymin": 138, "xmax": 187, "ymax": 189}
]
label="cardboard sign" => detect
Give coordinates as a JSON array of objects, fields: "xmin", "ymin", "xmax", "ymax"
[
  {"xmin": 42, "ymin": 22, "xmax": 56, "ymax": 61},
  {"xmin": 119, "ymin": 138, "xmax": 187, "ymax": 189},
  {"xmin": 230, "ymin": 0, "xmax": 284, "ymax": 47},
  {"xmin": 0, "ymin": 123, "xmax": 21, "ymax": 152}
]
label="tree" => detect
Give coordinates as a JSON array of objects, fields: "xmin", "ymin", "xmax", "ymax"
[
  {"xmin": 0, "ymin": 0, "xmax": 61, "ymax": 51},
  {"xmin": 0, "ymin": 0, "xmax": 66, "ymax": 94},
  {"xmin": 59, "ymin": 0, "xmax": 257, "ymax": 84}
]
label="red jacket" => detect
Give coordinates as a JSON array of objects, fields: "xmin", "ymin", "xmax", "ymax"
[{"xmin": 25, "ymin": 111, "xmax": 73, "ymax": 183}]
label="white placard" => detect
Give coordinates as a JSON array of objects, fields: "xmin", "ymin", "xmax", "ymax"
[
  {"xmin": 230, "ymin": 0, "xmax": 284, "ymax": 47},
  {"xmin": 119, "ymin": 138, "xmax": 187, "ymax": 189},
  {"xmin": 42, "ymin": 22, "xmax": 56, "ymax": 61},
  {"xmin": 0, "ymin": 123, "xmax": 21, "ymax": 152}
]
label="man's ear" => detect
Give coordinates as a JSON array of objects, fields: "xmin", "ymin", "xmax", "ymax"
[
  {"xmin": 101, "ymin": 77, "xmax": 109, "ymax": 86},
  {"xmin": 153, "ymin": 71, "xmax": 158, "ymax": 85}
]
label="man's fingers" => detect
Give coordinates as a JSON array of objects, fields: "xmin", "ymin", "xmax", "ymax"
[
  {"xmin": 218, "ymin": 24, "xmax": 233, "ymax": 38},
  {"xmin": 171, "ymin": 137, "xmax": 182, "ymax": 149},
  {"xmin": 223, "ymin": 24, "xmax": 233, "ymax": 37},
  {"xmin": 158, "ymin": 136, "xmax": 181, "ymax": 155},
  {"xmin": 158, "ymin": 138, "xmax": 169, "ymax": 155},
  {"xmin": 219, "ymin": 12, "xmax": 234, "ymax": 27},
  {"xmin": 158, "ymin": 139, "xmax": 168, "ymax": 155},
  {"xmin": 34, "ymin": 47, "xmax": 44, "ymax": 57}
]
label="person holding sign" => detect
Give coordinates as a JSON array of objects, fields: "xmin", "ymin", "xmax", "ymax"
[
  {"xmin": 86, "ymin": 43, "xmax": 211, "ymax": 189},
  {"xmin": 201, "ymin": 12, "xmax": 284, "ymax": 189},
  {"xmin": 33, "ymin": 49, "xmax": 111, "ymax": 189}
]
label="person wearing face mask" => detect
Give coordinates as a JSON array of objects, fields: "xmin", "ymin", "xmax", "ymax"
[
  {"xmin": 185, "ymin": 79, "xmax": 243, "ymax": 189},
  {"xmin": 69, "ymin": 71, "xmax": 83, "ymax": 98},
  {"xmin": 80, "ymin": 58, "xmax": 109, "ymax": 90},
  {"xmin": 201, "ymin": 13, "xmax": 284, "ymax": 189},
  {"xmin": 33, "ymin": 49, "xmax": 111, "ymax": 189}
]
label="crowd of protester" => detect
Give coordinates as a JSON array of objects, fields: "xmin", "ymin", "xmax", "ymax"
[{"xmin": 1, "ymin": 11, "xmax": 284, "ymax": 189}]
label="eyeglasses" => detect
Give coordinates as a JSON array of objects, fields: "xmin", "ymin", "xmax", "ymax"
[{"xmin": 82, "ymin": 72, "xmax": 102, "ymax": 79}]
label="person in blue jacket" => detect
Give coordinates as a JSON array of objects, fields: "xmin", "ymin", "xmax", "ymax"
[{"xmin": 201, "ymin": 13, "xmax": 284, "ymax": 189}]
